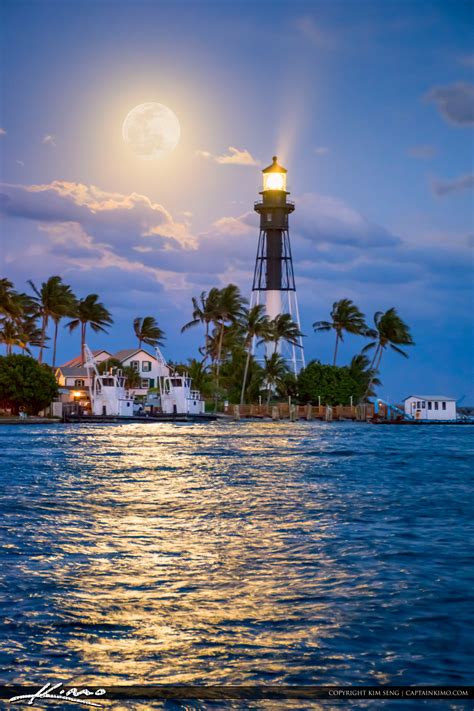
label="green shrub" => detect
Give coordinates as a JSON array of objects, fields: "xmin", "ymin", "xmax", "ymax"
[{"xmin": 0, "ymin": 354, "xmax": 58, "ymax": 415}]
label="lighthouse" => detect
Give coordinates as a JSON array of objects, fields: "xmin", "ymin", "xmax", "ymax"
[{"xmin": 251, "ymin": 156, "xmax": 305, "ymax": 374}]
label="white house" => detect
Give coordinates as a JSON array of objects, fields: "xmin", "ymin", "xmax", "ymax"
[
  {"xmin": 56, "ymin": 350, "xmax": 112, "ymax": 391},
  {"xmin": 404, "ymin": 395, "xmax": 457, "ymax": 421},
  {"xmin": 112, "ymin": 348, "xmax": 169, "ymax": 396},
  {"xmin": 56, "ymin": 347, "xmax": 169, "ymax": 402}
]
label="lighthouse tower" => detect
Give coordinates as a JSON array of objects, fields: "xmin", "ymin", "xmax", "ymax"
[{"xmin": 251, "ymin": 156, "xmax": 305, "ymax": 374}]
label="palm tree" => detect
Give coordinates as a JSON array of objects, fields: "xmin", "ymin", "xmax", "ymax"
[
  {"xmin": 66, "ymin": 294, "xmax": 113, "ymax": 364},
  {"xmin": 28, "ymin": 276, "xmax": 75, "ymax": 364},
  {"xmin": 214, "ymin": 284, "xmax": 246, "ymax": 385},
  {"xmin": 349, "ymin": 353, "xmax": 381, "ymax": 400},
  {"xmin": 122, "ymin": 365, "xmax": 142, "ymax": 390},
  {"xmin": 133, "ymin": 316, "xmax": 165, "ymax": 348},
  {"xmin": 313, "ymin": 299, "xmax": 367, "ymax": 366},
  {"xmin": 181, "ymin": 288, "xmax": 221, "ymax": 364},
  {"xmin": 97, "ymin": 358, "xmax": 122, "ymax": 374},
  {"xmin": 186, "ymin": 358, "xmax": 212, "ymax": 398},
  {"xmin": 263, "ymin": 313, "xmax": 303, "ymax": 353},
  {"xmin": 0, "ymin": 319, "xmax": 27, "ymax": 355},
  {"xmin": 240, "ymin": 304, "xmax": 270, "ymax": 405},
  {"xmin": 262, "ymin": 353, "xmax": 289, "ymax": 405},
  {"xmin": 362, "ymin": 308, "xmax": 414, "ymax": 395},
  {"xmin": 0, "ymin": 279, "xmax": 22, "ymax": 320},
  {"xmin": 51, "ymin": 283, "xmax": 77, "ymax": 369},
  {"xmin": 19, "ymin": 316, "xmax": 44, "ymax": 354}
]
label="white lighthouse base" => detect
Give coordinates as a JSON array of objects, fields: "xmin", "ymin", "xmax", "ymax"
[{"xmin": 250, "ymin": 289, "xmax": 305, "ymax": 375}]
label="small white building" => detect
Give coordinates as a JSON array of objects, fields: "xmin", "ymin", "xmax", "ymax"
[{"xmin": 404, "ymin": 395, "xmax": 457, "ymax": 421}]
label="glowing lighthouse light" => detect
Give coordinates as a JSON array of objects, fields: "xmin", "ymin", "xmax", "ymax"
[{"xmin": 262, "ymin": 156, "xmax": 287, "ymax": 192}]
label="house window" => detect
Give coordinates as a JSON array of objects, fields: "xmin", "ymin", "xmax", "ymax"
[
  {"xmin": 416, "ymin": 401, "xmax": 421, "ymax": 408},
  {"xmin": 148, "ymin": 378, "xmax": 155, "ymax": 388},
  {"xmin": 434, "ymin": 401, "xmax": 439, "ymax": 410},
  {"xmin": 422, "ymin": 401, "xmax": 426, "ymax": 408},
  {"xmin": 141, "ymin": 379, "xmax": 149, "ymax": 389},
  {"xmin": 266, "ymin": 213, "xmax": 272, "ymax": 222},
  {"xmin": 130, "ymin": 360, "xmax": 140, "ymax": 372},
  {"xmin": 442, "ymin": 402, "xmax": 446, "ymax": 410},
  {"xmin": 142, "ymin": 361, "xmax": 152, "ymax": 372},
  {"xmin": 428, "ymin": 402, "xmax": 432, "ymax": 410},
  {"xmin": 74, "ymin": 379, "xmax": 85, "ymax": 388}
]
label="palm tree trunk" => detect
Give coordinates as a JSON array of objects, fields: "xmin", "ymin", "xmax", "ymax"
[
  {"xmin": 333, "ymin": 332, "xmax": 340, "ymax": 366},
  {"xmin": 375, "ymin": 347, "xmax": 384, "ymax": 371},
  {"xmin": 81, "ymin": 322, "xmax": 86, "ymax": 364},
  {"xmin": 216, "ymin": 322, "xmax": 225, "ymax": 387},
  {"xmin": 266, "ymin": 382, "xmax": 272, "ymax": 406},
  {"xmin": 202, "ymin": 321, "xmax": 210, "ymax": 365},
  {"xmin": 52, "ymin": 320, "xmax": 59, "ymax": 370},
  {"xmin": 39, "ymin": 314, "xmax": 47, "ymax": 363},
  {"xmin": 364, "ymin": 346, "xmax": 383, "ymax": 400},
  {"xmin": 369, "ymin": 343, "xmax": 380, "ymax": 370},
  {"xmin": 240, "ymin": 348, "xmax": 252, "ymax": 405},
  {"xmin": 139, "ymin": 337, "xmax": 142, "ymax": 348},
  {"xmin": 200, "ymin": 322, "xmax": 210, "ymax": 366}
]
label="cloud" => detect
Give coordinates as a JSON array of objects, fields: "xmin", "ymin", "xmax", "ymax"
[
  {"xmin": 425, "ymin": 82, "xmax": 474, "ymax": 126},
  {"xmin": 196, "ymin": 146, "xmax": 259, "ymax": 166},
  {"xmin": 292, "ymin": 193, "xmax": 401, "ymax": 249},
  {"xmin": 213, "ymin": 212, "xmax": 257, "ymax": 235},
  {"xmin": 431, "ymin": 174, "xmax": 474, "ymax": 197},
  {"xmin": 16, "ymin": 160, "xmax": 24, "ymax": 167},
  {"xmin": 0, "ymin": 128, "xmax": 6, "ymax": 136},
  {"xmin": 2, "ymin": 180, "xmax": 471, "ymax": 343},
  {"xmin": 408, "ymin": 144, "xmax": 437, "ymax": 159},
  {"xmin": 42, "ymin": 134, "xmax": 56, "ymax": 147},
  {"xmin": 295, "ymin": 17, "xmax": 334, "ymax": 48},
  {"xmin": 314, "ymin": 146, "xmax": 330, "ymax": 155},
  {"xmin": 0, "ymin": 180, "xmax": 194, "ymax": 249}
]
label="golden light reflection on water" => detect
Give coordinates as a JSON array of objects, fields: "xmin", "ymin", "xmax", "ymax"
[
  {"xmin": 7, "ymin": 422, "xmax": 360, "ymax": 688},
  {"xmin": 6, "ymin": 418, "xmax": 441, "ymax": 708}
]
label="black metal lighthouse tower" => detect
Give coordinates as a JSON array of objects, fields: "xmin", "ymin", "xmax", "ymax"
[{"xmin": 252, "ymin": 156, "xmax": 305, "ymax": 373}]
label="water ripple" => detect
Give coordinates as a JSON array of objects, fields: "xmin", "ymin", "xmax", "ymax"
[{"xmin": 0, "ymin": 421, "xmax": 473, "ymax": 707}]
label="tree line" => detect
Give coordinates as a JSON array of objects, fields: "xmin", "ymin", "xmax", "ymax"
[
  {"xmin": 178, "ymin": 286, "xmax": 413, "ymax": 406},
  {"xmin": 1, "ymin": 276, "xmax": 414, "ymax": 409},
  {"xmin": 0, "ymin": 277, "xmax": 164, "ymax": 367}
]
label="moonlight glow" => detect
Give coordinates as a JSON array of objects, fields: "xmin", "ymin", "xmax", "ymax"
[{"xmin": 122, "ymin": 102, "xmax": 181, "ymax": 160}]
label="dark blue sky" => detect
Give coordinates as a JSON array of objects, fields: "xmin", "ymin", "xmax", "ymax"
[{"xmin": 1, "ymin": 0, "xmax": 473, "ymax": 400}]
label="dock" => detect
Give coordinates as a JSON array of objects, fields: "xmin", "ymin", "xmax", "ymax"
[{"xmin": 63, "ymin": 413, "xmax": 218, "ymax": 423}]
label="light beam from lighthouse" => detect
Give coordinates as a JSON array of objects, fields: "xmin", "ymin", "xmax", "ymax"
[{"xmin": 251, "ymin": 156, "xmax": 305, "ymax": 374}]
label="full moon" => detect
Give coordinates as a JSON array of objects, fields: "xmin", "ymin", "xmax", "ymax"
[{"xmin": 122, "ymin": 102, "xmax": 181, "ymax": 160}]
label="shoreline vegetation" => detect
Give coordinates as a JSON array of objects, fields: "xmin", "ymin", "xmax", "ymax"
[{"xmin": 0, "ymin": 276, "xmax": 414, "ymax": 416}]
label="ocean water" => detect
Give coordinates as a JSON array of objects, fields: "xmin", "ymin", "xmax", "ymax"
[{"xmin": 0, "ymin": 421, "xmax": 473, "ymax": 709}]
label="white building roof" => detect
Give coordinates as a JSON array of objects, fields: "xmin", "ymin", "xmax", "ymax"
[
  {"xmin": 59, "ymin": 348, "xmax": 157, "ymax": 369},
  {"xmin": 403, "ymin": 395, "xmax": 456, "ymax": 401},
  {"xmin": 112, "ymin": 348, "xmax": 156, "ymax": 361}
]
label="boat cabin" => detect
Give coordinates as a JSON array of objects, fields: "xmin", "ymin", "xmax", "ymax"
[
  {"xmin": 90, "ymin": 369, "xmax": 134, "ymax": 417},
  {"xmin": 159, "ymin": 374, "xmax": 205, "ymax": 415}
]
